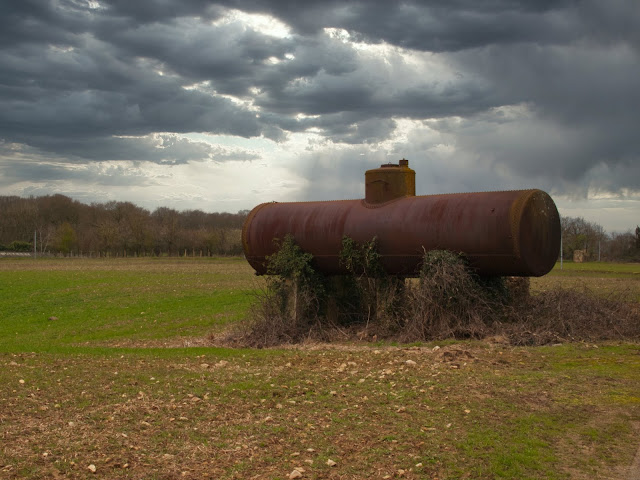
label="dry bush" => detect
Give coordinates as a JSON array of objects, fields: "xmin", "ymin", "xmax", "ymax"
[
  {"xmin": 361, "ymin": 250, "xmax": 640, "ymax": 346},
  {"xmin": 394, "ymin": 250, "xmax": 508, "ymax": 342},
  {"xmin": 338, "ymin": 236, "xmax": 404, "ymax": 329},
  {"xmin": 225, "ymin": 286, "xmax": 331, "ymax": 347},
  {"xmin": 504, "ymin": 286, "xmax": 640, "ymax": 345},
  {"xmin": 225, "ymin": 235, "xmax": 335, "ymax": 347},
  {"xmin": 228, "ymin": 239, "xmax": 640, "ymax": 347}
]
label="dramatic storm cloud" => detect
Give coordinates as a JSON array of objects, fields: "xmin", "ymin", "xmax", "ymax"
[{"xmin": 1, "ymin": 0, "xmax": 638, "ymax": 231}]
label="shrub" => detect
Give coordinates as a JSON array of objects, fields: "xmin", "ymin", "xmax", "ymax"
[
  {"xmin": 227, "ymin": 239, "xmax": 640, "ymax": 348},
  {"xmin": 338, "ymin": 236, "xmax": 405, "ymax": 332},
  {"xmin": 8, "ymin": 240, "xmax": 33, "ymax": 252},
  {"xmin": 397, "ymin": 250, "xmax": 507, "ymax": 341},
  {"xmin": 228, "ymin": 235, "xmax": 329, "ymax": 347},
  {"xmin": 505, "ymin": 286, "xmax": 640, "ymax": 345}
]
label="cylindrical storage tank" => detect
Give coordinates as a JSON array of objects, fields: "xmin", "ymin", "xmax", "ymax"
[{"xmin": 242, "ymin": 189, "xmax": 560, "ymax": 277}]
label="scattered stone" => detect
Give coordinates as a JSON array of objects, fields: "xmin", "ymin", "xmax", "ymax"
[
  {"xmin": 326, "ymin": 459, "xmax": 337, "ymax": 467},
  {"xmin": 432, "ymin": 346, "xmax": 440, "ymax": 351},
  {"xmin": 87, "ymin": 464, "xmax": 97, "ymax": 473},
  {"xmin": 405, "ymin": 360, "xmax": 417, "ymax": 366},
  {"xmin": 289, "ymin": 468, "xmax": 303, "ymax": 479}
]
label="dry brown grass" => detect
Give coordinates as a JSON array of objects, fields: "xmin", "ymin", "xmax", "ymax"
[{"xmin": 505, "ymin": 286, "xmax": 640, "ymax": 345}]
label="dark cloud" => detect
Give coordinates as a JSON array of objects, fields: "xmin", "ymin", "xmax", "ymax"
[
  {"xmin": 0, "ymin": 160, "xmax": 153, "ymax": 188},
  {"xmin": 0, "ymin": 134, "xmax": 259, "ymax": 166},
  {"xmin": 0, "ymin": 0, "xmax": 638, "ymax": 221},
  {"xmin": 207, "ymin": 0, "xmax": 639, "ymax": 52}
]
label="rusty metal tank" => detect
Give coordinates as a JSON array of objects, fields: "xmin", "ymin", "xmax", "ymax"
[{"xmin": 243, "ymin": 160, "xmax": 561, "ymax": 277}]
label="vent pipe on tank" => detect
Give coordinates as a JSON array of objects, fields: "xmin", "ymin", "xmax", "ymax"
[{"xmin": 365, "ymin": 158, "xmax": 416, "ymax": 204}]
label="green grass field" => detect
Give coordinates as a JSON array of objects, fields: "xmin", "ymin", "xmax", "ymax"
[
  {"xmin": 1, "ymin": 257, "xmax": 639, "ymax": 479},
  {"xmin": 0, "ymin": 257, "xmax": 260, "ymax": 352}
]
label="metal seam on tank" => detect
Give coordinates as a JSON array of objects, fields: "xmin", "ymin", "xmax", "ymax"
[
  {"xmin": 248, "ymin": 190, "xmax": 538, "ymax": 208},
  {"xmin": 361, "ymin": 189, "xmax": 537, "ymax": 210},
  {"xmin": 253, "ymin": 198, "xmax": 361, "ymax": 206},
  {"xmin": 509, "ymin": 190, "xmax": 538, "ymax": 260},
  {"xmin": 242, "ymin": 202, "xmax": 276, "ymax": 256},
  {"xmin": 421, "ymin": 188, "xmax": 537, "ymax": 197},
  {"xmin": 360, "ymin": 196, "xmax": 411, "ymax": 209}
]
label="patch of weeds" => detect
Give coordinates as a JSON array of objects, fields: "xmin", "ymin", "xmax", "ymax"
[
  {"xmin": 337, "ymin": 236, "xmax": 406, "ymax": 333},
  {"xmin": 226, "ymin": 235, "xmax": 332, "ymax": 347},
  {"xmin": 399, "ymin": 250, "xmax": 509, "ymax": 341},
  {"xmin": 231, "ymin": 237, "xmax": 640, "ymax": 347},
  {"xmin": 505, "ymin": 286, "xmax": 640, "ymax": 345}
]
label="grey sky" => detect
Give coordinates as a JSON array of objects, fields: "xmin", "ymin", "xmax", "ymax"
[{"xmin": 1, "ymin": 0, "xmax": 638, "ymax": 232}]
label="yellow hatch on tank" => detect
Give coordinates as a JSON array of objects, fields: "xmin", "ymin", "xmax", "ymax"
[{"xmin": 365, "ymin": 158, "xmax": 415, "ymax": 204}]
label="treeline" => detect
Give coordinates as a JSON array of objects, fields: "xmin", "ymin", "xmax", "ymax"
[
  {"xmin": 0, "ymin": 195, "xmax": 248, "ymax": 257},
  {"xmin": 561, "ymin": 216, "xmax": 639, "ymax": 262},
  {"xmin": 1, "ymin": 194, "xmax": 638, "ymax": 261}
]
